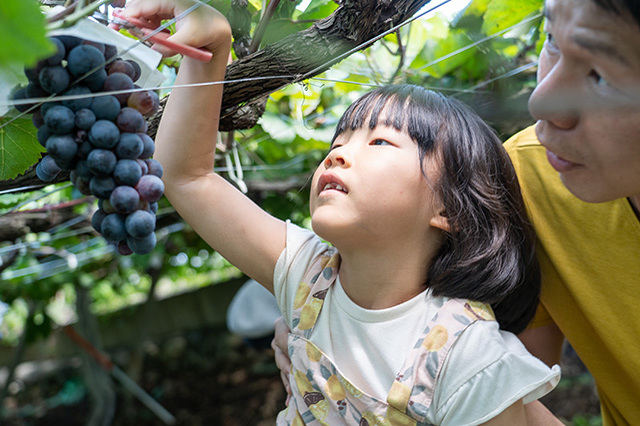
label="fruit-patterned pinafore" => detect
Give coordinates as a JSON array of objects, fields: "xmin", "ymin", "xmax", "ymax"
[{"xmin": 277, "ymin": 251, "xmax": 496, "ymax": 425}]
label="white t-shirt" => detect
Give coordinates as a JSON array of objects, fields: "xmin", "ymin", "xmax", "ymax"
[{"xmin": 274, "ymin": 221, "xmax": 560, "ymax": 425}]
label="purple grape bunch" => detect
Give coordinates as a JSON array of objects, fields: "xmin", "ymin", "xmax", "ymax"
[{"xmin": 14, "ymin": 35, "xmax": 163, "ymax": 255}]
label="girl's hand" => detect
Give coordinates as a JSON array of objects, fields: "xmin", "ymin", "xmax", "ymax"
[{"xmin": 121, "ymin": 0, "xmax": 231, "ymax": 57}]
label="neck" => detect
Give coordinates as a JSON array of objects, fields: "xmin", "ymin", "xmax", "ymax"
[{"xmin": 335, "ymin": 235, "xmax": 441, "ymax": 310}]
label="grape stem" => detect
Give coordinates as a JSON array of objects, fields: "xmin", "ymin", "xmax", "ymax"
[
  {"xmin": 47, "ymin": 0, "xmax": 112, "ymax": 31},
  {"xmin": 46, "ymin": 1, "xmax": 78, "ymax": 23},
  {"xmin": 248, "ymin": 0, "xmax": 281, "ymax": 54}
]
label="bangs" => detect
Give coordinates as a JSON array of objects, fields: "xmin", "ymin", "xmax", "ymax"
[
  {"xmin": 332, "ymin": 85, "xmax": 446, "ymax": 157},
  {"xmin": 333, "ymin": 89, "xmax": 407, "ymax": 138}
]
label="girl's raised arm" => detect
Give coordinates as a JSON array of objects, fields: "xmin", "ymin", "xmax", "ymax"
[{"xmin": 122, "ymin": 0, "xmax": 286, "ymax": 292}]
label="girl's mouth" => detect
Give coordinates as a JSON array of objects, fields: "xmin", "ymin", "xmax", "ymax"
[
  {"xmin": 317, "ymin": 172, "xmax": 348, "ymax": 195},
  {"xmin": 322, "ymin": 182, "xmax": 347, "ymax": 193}
]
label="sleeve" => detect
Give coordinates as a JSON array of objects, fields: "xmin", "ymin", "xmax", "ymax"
[
  {"xmin": 272, "ymin": 220, "xmax": 330, "ymax": 328},
  {"xmin": 431, "ymin": 320, "xmax": 561, "ymax": 426}
]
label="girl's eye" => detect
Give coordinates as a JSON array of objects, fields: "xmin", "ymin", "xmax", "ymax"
[
  {"xmin": 589, "ymin": 70, "xmax": 609, "ymax": 87},
  {"xmin": 370, "ymin": 139, "xmax": 391, "ymax": 146},
  {"xmin": 545, "ymin": 32, "xmax": 557, "ymax": 48}
]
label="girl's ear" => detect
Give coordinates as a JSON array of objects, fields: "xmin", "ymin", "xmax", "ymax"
[{"xmin": 429, "ymin": 211, "xmax": 451, "ymax": 233}]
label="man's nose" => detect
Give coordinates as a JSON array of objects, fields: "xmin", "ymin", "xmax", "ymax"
[{"xmin": 529, "ymin": 61, "xmax": 580, "ymax": 130}]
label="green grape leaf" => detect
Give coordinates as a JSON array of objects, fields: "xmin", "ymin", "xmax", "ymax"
[
  {"xmin": 412, "ymin": 28, "xmax": 474, "ymax": 79},
  {"xmin": 0, "ymin": 0, "xmax": 55, "ymax": 69},
  {"xmin": 297, "ymin": 0, "xmax": 338, "ymax": 21},
  {"xmin": 0, "ymin": 117, "xmax": 43, "ymax": 180},
  {"xmin": 463, "ymin": 0, "xmax": 491, "ymax": 18},
  {"xmin": 259, "ymin": 114, "xmax": 297, "ymax": 143},
  {"xmin": 248, "ymin": 0, "xmax": 263, "ymax": 12},
  {"xmin": 482, "ymin": 0, "xmax": 543, "ymax": 35}
]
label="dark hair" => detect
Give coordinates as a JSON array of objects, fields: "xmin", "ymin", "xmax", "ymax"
[
  {"xmin": 591, "ymin": 0, "xmax": 640, "ymax": 28},
  {"xmin": 332, "ymin": 85, "xmax": 540, "ymax": 334}
]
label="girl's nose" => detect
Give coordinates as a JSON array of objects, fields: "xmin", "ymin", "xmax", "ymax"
[{"xmin": 324, "ymin": 148, "xmax": 348, "ymax": 168}]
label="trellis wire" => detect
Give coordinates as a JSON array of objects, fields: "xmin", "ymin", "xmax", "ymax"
[
  {"xmin": 0, "ymin": 205, "xmax": 176, "ymax": 257},
  {"xmin": 1, "ymin": 237, "xmax": 112, "ymax": 281},
  {"xmin": 0, "ymin": 185, "xmax": 51, "ymax": 196},
  {"xmin": 1, "ymin": 220, "xmax": 188, "ymax": 281},
  {"xmin": 1, "ymin": 183, "xmax": 73, "ymax": 216},
  {"xmin": 311, "ymin": 77, "xmax": 490, "ymax": 93},
  {"xmin": 461, "ymin": 60, "xmax": 539, "ymax": 92},
  {"xmin": 416, "ymin": 13, "xmax": 542, "ymax": 72}
]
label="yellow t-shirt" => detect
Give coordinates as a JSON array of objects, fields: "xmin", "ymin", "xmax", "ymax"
[{"xmin": 504, "ymin": 125, "xmax": 640, "ymax": 426}]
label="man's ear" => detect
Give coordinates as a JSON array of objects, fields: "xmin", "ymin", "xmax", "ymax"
[{"xmin": 429, "ymin": 211, "xmax": 451, "ymax": 233}]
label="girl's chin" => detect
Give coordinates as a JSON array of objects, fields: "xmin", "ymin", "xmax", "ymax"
[
  {"xmin": 310, "ymin": 218, "xmax": 334, "ymax": 239},
  {"xmin": 310, "ymin": 217, "xmax": 351, "ymax": 245}
]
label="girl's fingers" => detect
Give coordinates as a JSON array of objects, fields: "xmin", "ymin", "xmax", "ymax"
[
  {"xmin": 149, "ymin": 42, "xmax": 180, "ymax": 58},
  {"xmin": 121, "ymin": 1, "xmax": 229, "ymax": 56},
  {"xmin": 121, "ymin": 0, "xmax": 180, "ymax": 22}
]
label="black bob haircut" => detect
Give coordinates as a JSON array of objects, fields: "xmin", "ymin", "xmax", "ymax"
[{"xmin": 332, "ymin": 85, "xmax": 540, "ymax": 334}]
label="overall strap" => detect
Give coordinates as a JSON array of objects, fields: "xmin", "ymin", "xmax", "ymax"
[
  {"xmin": 290, "ymin": 251, "xmax": 340, "ymax": 339},
  {"xmin": 386, "ymin": 299, "xmax": 495, "ymax": 424}
]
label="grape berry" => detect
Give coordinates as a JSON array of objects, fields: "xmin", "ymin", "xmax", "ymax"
[{"xmin": 17, "ymin": 35, "xmax": 162, "ymax": 255}]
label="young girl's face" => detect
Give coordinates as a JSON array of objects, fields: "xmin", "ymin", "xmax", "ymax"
[{"xmin": 309, "ymin": 120, "xmax": 446, "ymax": 249}]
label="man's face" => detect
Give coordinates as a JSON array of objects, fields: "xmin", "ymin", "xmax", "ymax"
[{"xmin": 528, "ymin": 0, "xmax": 640, "ymax": 211}]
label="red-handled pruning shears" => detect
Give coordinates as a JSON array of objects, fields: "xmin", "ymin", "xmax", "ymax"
[{"xmin": 112, "ymin": 9, "xmax": 212, "ymax": 62}]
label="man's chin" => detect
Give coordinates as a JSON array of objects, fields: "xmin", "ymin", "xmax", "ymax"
[{"xmin": 559, "ymin": 175, "xmax": 623, "ymax": 205}]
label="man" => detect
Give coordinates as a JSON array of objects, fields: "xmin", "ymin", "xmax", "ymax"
[
  {"xmin": 509, "ymin": 0, "xmax": 640, "ymax": 424},
  {"xmin": 273, "ymin": 0, "xmax": 640, "ymax": 423}
]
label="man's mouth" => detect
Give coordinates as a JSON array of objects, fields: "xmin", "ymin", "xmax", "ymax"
[{"xmin": 546, "ymin": 149, "xmax": 578, "ymax": 173}]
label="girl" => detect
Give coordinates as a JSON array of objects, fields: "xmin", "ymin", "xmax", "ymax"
[{"xmin": 121, "ymin": 1, "xmax": 560, "ymax": 424}]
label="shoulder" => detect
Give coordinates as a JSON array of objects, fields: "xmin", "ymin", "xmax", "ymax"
[
  {"xmin": 503, "ymin": 125, "xmax": 547, "ymax": 174},
  {"xmin": 503, "ymin": 125, "xmax": 541, "ymax": 151},
  {"xmin": 273, "ymin": 221, "xmax": 335, "ymax": 325},
  {"xmin": 431, "ymin": 320, "xmax": 560, "ymax": 425},
  {"xmin": 503, "ymin": 126, "xmax": 576, "ymax": 212},
  {"xmin": 278, "ymin": 220, "xmax": 332, "ymax": 271}
]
